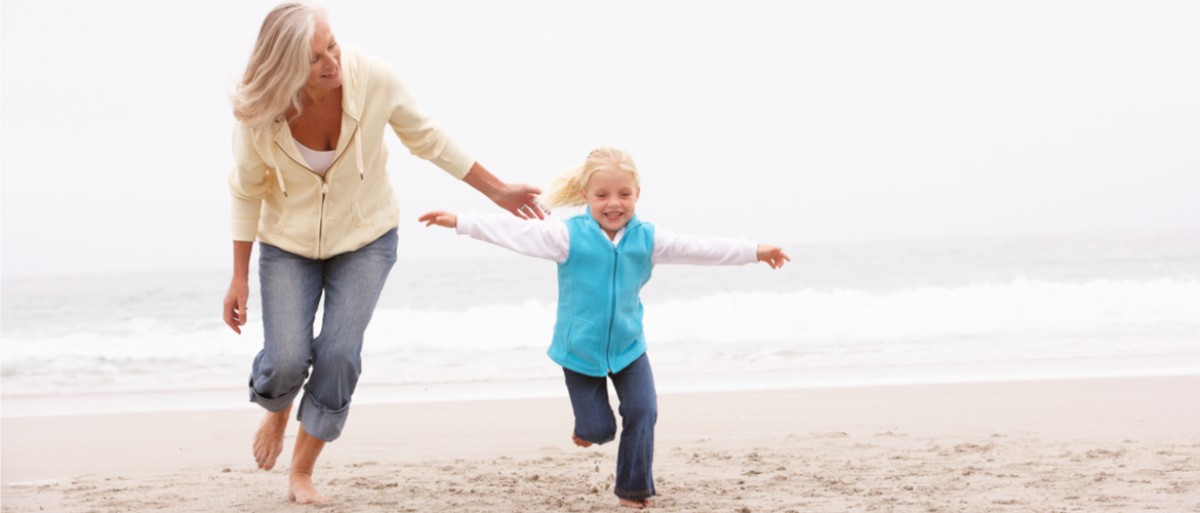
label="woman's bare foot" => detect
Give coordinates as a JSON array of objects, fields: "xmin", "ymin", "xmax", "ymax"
[
  {"xmin": 287, "ymin": 425, "xmax": 329, "ymax": 504},
  {"xmin": 619, "ymin": 498, "xmax": 654, "ymax": 509},
  {"xmin": 571, "ymin": 432, "xmax": 593, "ymax": 448},
  {"xmin": 288, "ymin": 471, "xmax": 330, "ymax": 505},
  {"xmin": 253, "ymin": 403, "xmax": 292, "ymax": 470}
]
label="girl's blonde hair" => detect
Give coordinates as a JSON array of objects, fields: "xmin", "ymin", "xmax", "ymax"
[
  {"xmin": 231, "ymin": 3, "xmax": 323, "ymax": 129},
  {"xmin": 544, "ymin": 147, "xmax": 641, "ymax": 208}
]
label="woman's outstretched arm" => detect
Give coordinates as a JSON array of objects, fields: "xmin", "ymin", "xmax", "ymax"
[{"xmin": 462, "ymin": 162, "xmax": 547, "ymax": 220}]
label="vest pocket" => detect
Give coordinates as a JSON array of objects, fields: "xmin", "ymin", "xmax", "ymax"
[{"xmin": 566, "ymin": 318, "xmax": 604, "ymax": 369}]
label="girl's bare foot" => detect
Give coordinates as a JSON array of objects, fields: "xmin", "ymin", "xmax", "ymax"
[
  {"xmin": 253, "ymin": 403, "xmax": 292, "ymax": 470},
  {"xmin": 571, "ymin": 432, "xmax": 593, "ymax": 448},
  {"xmin": 620, "ymin": 498, "xmax": 654, "ymax": 509},
  {"xmin": 288, "ymin": 471, "xmax": 330, "ymax": 505}
]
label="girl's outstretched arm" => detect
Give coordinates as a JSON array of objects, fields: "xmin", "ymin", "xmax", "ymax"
[
  {"xmin": 419, "ymin": 211, "xmax": 570, "ymax": 262},
  {"xmin": 419, "ymin": 210, "xmax": 457, "ymax": 229},
  {"xmin": 653, "ymin": 229, "xmax": 788, "ymax": 270},
  {"xmin": 757, "ymin": 244, "xmax": 791, "ymax": 269}
]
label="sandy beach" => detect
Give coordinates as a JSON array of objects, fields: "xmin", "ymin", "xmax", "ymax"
[{"xmin": 2, "ymin": 376, "xmax": 1198, "ymax": 512}]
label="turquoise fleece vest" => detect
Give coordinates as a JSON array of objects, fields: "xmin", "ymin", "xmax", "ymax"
[{"xmin": 548, "ymin": 211, "xmax": 655, "ymax": 377}]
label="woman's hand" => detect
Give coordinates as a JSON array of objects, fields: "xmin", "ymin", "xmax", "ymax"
[
  {"xmin": 757, "ymin": 244, "xmax": 791, "ymax": 269},
  {"xmin": 224, "ymin": 241, "xmax": 254, "ymax": 334},
  {"xmin": 223, "ymin": 277, "xmax": 250, "ymax": 334},
  {"xmin": 462, "ymin": 162, "xmax": 547, "ymax": 220},
  {"xmin": 492, "ymin": 183, "xmax": 548, "ymax": 220},
  {"xmin": 419, "ymin": 211, "xmax": 458, "ymax": 228}
]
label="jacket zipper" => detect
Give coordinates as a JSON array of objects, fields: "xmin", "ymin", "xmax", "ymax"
[
  {"xmin": 273, "ymin": 125, "xmax": 360, "ymax": 259},
  {"xmin": 318, "ymin": 182, "xmax": 329, "ymax": 258}
]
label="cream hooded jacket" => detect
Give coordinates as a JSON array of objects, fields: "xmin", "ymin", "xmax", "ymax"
[{"xmin": 229, "ymin": 48, "xmax": 474, "ymax": 259}]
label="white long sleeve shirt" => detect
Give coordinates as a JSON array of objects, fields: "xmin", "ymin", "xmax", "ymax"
[{"xmin": 455, "ymin": 213, "xmax": 758, "ymax": 265}]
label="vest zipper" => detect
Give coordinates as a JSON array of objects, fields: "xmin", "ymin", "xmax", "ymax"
[{"xmin": 605, "ymin": 241, "xmax": 620, "ymax": 373}]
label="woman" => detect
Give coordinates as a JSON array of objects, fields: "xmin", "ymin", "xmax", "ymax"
[{"xmin": 221, "ymin": 3, "xmax": 543, "ymax": 504}]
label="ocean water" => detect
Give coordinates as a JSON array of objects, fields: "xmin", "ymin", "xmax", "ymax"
[{"xmin": 2, "ymin": 230, "xmax": 1199, "ymax": 417}]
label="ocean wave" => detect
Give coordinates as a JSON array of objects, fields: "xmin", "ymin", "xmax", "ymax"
[{"xmin": 2, "ymin": 278, "xmax": 1198, "ymax": 398}]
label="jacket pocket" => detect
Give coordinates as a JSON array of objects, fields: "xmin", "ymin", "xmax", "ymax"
[
  {"xmin": 266, "ymin": 208, "xmax": 291, "ymax": 235},
  {"xmin": 351, "ymin": 202, "xmax": 373, "ymax": 229}
]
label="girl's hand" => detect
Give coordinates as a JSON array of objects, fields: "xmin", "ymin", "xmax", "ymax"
[
  {"xmin": 757, "ymin": 244, "xmax": 790, "ymax": 269},
  {"xmin": 419, "ymin": 211, "xmax": 458, "ymax": 229}
]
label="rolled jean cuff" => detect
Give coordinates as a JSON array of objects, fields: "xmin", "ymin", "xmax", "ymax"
[
  {"xmin": 297, "ymin": 392, "xmax": 350, "ymax": 442},
  {"xmin": 248, "ymin": 380, "xmax": 302, "ymax": 413},
  {"xmin": 576, "ymin": 431, "xmax": 616, "ymax": 445},
  {"xmin": 615, "ymin": 488, "xmax": 655, "ymax": 501}
]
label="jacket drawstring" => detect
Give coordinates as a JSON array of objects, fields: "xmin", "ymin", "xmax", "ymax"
[
  {"xmin": 356, "ymin": 133, "xmax": 364, "ymax": 181},
  {"xmin": 270, "ymin": 151, "xmax": 288, "ymax": 197}
]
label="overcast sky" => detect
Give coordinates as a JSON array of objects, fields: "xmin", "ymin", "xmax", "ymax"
[{"xmin": 2, "ymin": 1, "xmax": 1198, "ymax": 278}]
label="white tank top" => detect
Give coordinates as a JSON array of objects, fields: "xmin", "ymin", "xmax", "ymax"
[{"xmin": 295, "ymin": 141, "xmax": 335, "ymax": 177}]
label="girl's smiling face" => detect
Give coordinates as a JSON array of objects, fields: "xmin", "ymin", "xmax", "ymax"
[{"xmin": 582, "ymin": 169, "xmax": 640, "ymax": 240}]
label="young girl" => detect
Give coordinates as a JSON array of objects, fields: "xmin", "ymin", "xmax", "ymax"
[{"xmin": 419, "ymin": 147, "xmax": 789, "ymax": 509}]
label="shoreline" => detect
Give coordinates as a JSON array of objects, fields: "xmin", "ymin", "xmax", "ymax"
[
  {"xmin": 3, "ymin": 375, "xmax": 1198, "ymax": 512},
  {"xmin": 4, "ymin": 353, "xmax": 1199, "ymax": 419}
]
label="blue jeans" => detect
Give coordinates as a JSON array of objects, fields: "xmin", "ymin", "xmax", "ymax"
[
  {"xmin": 563, "ymin": 353, "xmax": 657, "ymax": 500},
  {"xmin": 248, "ymin": 228, "xmax": 397, "ymax": 442}
]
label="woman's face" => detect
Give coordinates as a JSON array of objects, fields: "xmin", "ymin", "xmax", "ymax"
[{"xmin": 306, "ymin": 17, "xmax": 342, "ymax": 91}]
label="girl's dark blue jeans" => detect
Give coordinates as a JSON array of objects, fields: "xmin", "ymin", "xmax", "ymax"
[{"xmin": 563, "ymin": 352, "xmax": 657, "ymax": 500}]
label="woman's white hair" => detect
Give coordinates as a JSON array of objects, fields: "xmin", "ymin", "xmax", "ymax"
[{"xmin": 232, "ymin": 3, "xmax": 324, "ymax": 129}]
